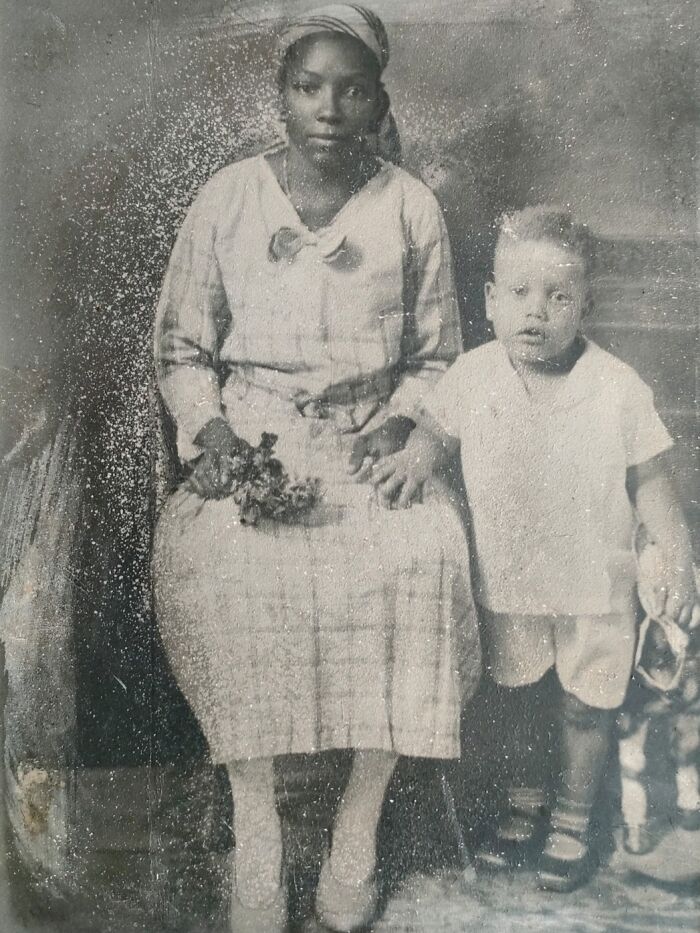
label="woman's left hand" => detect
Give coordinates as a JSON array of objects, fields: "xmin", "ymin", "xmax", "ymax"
[{"xmin": 347, "ymin": 415, "xmax": 416, "ymax": 482}]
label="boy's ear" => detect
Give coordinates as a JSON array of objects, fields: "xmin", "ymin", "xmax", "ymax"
[{"xmin": 484, "ymin": 280, "xmax": 496, "ymax": 322}]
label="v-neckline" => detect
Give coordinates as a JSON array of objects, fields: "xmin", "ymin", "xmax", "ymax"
[{"xmin": 260, "ymin": 147, "xmax": 390, "ymax": 234}]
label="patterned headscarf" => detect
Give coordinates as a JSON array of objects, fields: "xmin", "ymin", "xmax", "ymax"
[
  {"xmin": 278, "ymin": 4, "xmax": 390, "ymax": 72},
  {"xmin": 277, "ymin": 4, "xmax": 400, "ymax": 163}
]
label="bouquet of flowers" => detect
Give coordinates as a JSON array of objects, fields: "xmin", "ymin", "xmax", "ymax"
[{"xmin": 223, "ymin": 432, "xmax": 320, "ymax": 526}]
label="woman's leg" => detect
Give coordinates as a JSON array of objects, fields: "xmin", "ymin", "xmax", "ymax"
[
  {"xmin": 226, "ymin": 757, "xmax": 283, "ymax": 908},
  {"xmin": 329, "ymin": 749, "xmax": 398, "ymax": 885}
]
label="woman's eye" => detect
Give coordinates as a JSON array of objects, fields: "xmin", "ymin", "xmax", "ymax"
[
  {"xmin": 512, "ymin": 285, "xmax": 527, "ymax": 297},
  {"xmin": 345, "ymin": 85, "xmax": 367, "ymax": 99},
  {"xmin": 550, "ymin": 291, "xmax": 570, "ymax": 303},
  {"xmin": 292, "ymin": 81, "xmax": 317, "ymax": 95}
]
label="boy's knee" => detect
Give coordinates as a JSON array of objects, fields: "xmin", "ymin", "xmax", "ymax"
[{"xmin": 561, "ymin": 692, "xmax": 612, "ymax": 731}]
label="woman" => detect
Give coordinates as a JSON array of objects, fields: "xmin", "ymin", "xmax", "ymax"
[{"xmin": 153, "ymin": 6, "xmax": 480, "ymax": 931}]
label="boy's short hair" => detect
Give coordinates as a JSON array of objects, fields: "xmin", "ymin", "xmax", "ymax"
[{"xmin": 495, "ymin": 206, "xmax": 596, "ymax": 279}]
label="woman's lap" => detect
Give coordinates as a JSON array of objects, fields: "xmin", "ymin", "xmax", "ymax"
[{"xmin": 153, "ymin": 479, "xmax": 480, "ymax": 762}]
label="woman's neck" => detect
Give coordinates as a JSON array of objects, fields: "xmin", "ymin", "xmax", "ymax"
[
  {"xmin": 286, "ymin": 144, "xmax": 377, "ymax": 195},
  {"xmin": 272, "ymin": 144, "xmax": 380, "ymax": 230}
]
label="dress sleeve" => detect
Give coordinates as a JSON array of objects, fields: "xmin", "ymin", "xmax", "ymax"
[
  {"xmin": 620, "ymin": 371, "xmax": 674, "ymax": 467},
  {"xmin": 154, "ymin": 180, "xmax": 231, "ymax": 462},
  {"xmin": 388, "ymin": 189, "xmax": 463, "ymax": 417}
]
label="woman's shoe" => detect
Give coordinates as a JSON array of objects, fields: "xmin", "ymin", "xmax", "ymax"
[
  {"xmin": 536, "ymin": 826, "xmax": 594, "ymax": 893},
  {"xmin": 676, "ymin": 807, "xmax": 700, "ymax": 831},
  {"xmin": 315, "ymin": 857, "xmax": 378, "ymax": 933},
  {"xmin": 229, "ymin": 851, "xmax": 287, "ymax": 933}
]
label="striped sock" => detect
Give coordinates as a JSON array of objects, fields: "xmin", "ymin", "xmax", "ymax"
[
  {"xmin": 544, "ymin": 796, "xmax": 591, "ymax": 861},
  {"xmin": 499, "ymin": 786, "xmax": 547, "ymax": 842}
]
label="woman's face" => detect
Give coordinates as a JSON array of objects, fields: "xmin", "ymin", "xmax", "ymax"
[{"xmin": 281, "ymin": 33, "xmax": 384, "ymax": 171}]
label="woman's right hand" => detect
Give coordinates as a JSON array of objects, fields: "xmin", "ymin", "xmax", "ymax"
[{"xmin": 186, "ymin": 417, "xmax": 252, "ymax": 500}]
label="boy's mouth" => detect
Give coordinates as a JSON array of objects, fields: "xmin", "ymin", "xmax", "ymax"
[{"xmin": 517, "ymin": 327, "xmax": 545, "ymax": 342}]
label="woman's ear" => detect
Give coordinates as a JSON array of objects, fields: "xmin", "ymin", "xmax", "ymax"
[
  {"xmin": 484, "ymin": 280, "xmax": 496, "ymax": 322},
  {"xmin": 372, "ymin": 86, "xmax": 390, "ymax": 131}
]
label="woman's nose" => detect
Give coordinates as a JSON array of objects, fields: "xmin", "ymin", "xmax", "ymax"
[{"xmin": 316, "ymin": 87, "xmax": 342, "ymax": 122}]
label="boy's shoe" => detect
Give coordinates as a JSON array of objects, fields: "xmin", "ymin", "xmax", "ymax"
[
  {"xmin": 474, "ymin": 802, "xmax": 549, "ymax": 871},
  {"xmin": 536, "ymin": 825, "xmax": 594, "ymax": 893},
  {"xmin": 315, "ymin": 856, "xmax": 378, "ymax": 933}
]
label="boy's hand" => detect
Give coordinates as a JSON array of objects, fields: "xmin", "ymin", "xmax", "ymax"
[
  {"xmin": 369, "ymin": 426, "xmax": 445, "ymax": 509},
  {"xmin": 665, "ymin": 585, "xmax": 700, "ymax": 630},
  {"xmin": 630, "ymin": 458, "xmax": 699, "ymax": 630},
  {"xmin": 347, "ymin": 416, "xmax": 416, "ymax": 482}
]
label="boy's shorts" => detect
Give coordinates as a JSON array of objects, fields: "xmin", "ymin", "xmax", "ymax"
[{"xmin": 480, "ymin": 607, "xmax": 637, "ymax": 710}]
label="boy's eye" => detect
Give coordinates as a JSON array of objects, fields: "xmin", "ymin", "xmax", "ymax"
[
  {"xmin": 550, "ymin": 291, "xmax": 570, "ymax": 303},
  {"xmin": 512, "ymin": 285, "xmax": 527, "ymax": 297},
  {"xmin": 292, "ymin": 81, "xmax": 318, "ymax": 94},
  {"xmin": 345, "ymin": 85, "xmax": 368, "ymax": 99}
]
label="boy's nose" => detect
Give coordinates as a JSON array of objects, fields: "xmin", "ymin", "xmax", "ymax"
[{"xmin": 526, "ymin": 295, "xmax": 548, "ymax": 319}]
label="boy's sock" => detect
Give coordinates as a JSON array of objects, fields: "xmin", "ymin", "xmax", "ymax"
[
  {"xmin": 500, "ymin": 785, "xmax": 548, "ymax": 842},
  {"xmin": 544, "ymin": 796, "xmax": 591, "ymax": 860}
]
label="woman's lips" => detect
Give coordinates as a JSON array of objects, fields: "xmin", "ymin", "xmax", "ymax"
[{"xmin": 309, "ymin": 135, "xmax": 346, "ymax": 144}]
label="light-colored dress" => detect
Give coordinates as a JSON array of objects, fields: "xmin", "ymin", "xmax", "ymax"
[{"xmin": 153, "ymin": 153, "xmax": 480, "ymax": 763}]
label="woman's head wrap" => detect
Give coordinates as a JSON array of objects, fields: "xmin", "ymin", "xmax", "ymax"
[
  {"xmin": 276, "ymin": 4, "xmax": 400, "ymax": 163},
  {"xmin": 278, "ymin": 4, "xmax": 390, "ymax": 72}
]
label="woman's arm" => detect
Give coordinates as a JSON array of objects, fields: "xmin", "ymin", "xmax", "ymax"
[
  {"xmin": 628, "ymin": 453, "xmax": 699, "ymax": 627},
  {"xmin": 155, "ymin": 183, "xmax": 232, "ymax": 464},
  {"xmin": 156, "ymin": 179, "xmax": 255, "ymax": 498},
  {"xmin": 389, "ymin": 186, "xmax": 463, "ymax": 415},
  {"xmin": 348, "ymin": 186, "xmax": 462, "ymax": 479}
]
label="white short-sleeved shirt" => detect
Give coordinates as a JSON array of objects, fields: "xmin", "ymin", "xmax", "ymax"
[{"xmin": 424, "ymin": 339, "xmax": 674, "ymax": 616}]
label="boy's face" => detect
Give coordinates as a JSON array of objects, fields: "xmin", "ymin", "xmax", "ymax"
[{"xmin": 485, "ymin": 239, "xmax": 588, "ymax": 367}]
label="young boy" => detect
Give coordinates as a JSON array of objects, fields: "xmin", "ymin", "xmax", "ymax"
[{"xmin": 369, "ymin": 207, "xmax": 698, "ymax": 891}]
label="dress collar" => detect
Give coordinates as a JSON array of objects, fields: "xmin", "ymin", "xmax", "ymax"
[{"xmin": 258, "ymin": 148, "xmax": 392, "ymax": 235}]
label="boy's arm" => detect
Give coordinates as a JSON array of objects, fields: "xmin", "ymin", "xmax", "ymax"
[
  {"xmin": 370, "ymin": 411, "xmax": 458, "ymax": 509},
  {"xmin": 628, "ymin": 452, "xmax": 699, "ymax": 628}
]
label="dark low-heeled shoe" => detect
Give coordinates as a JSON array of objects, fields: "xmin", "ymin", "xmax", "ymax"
[
  {"xmin": 676, "ymin": 807, "xmax": 700, "ymax": 831},
  {"xmin": 315, "ymin": 857, "xmax": 379, "ymax": 933},
  {"xmin": 536, "ymin": 826, "xmax": 594, "ymax": 893},
  {"xmin": 474, "ymin": 807, "xmax": 548, "ymax": 872}
]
